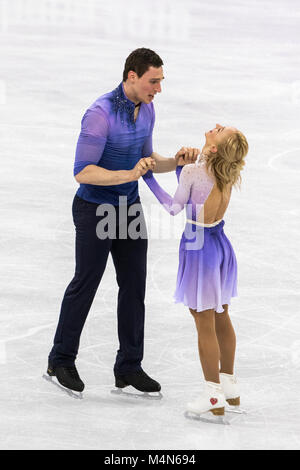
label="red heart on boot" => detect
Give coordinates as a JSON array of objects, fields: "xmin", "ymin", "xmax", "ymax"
[{"xmin": 210, "ymin": 398, "xmax": 218, "ymax": 405}]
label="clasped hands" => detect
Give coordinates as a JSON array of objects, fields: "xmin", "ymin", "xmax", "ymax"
[
  {"xmin": 132, "ymin": 147, "xmax": 200, "ymax": 180},
  {"xmin": 174, "ymin": 147, "xmax": 201, "ymax": 167}
]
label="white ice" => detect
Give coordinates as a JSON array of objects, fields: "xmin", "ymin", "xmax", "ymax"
[{"xmin": 0, "ymin": 0, "xmax": 300, "ymax": 450}]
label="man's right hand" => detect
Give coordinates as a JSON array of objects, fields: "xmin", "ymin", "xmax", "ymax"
[{"xmin": 131, "ymin": 157, "xmax": 156, "ymax": 181}]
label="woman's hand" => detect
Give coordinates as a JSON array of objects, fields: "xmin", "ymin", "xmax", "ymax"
[
  {"xmin": 131, "ymin": 157, "xmax": 156, "ymax": 181},
  {"xmin": 175, "ymin": 147, "xmax": 200, "ymax": 166}
]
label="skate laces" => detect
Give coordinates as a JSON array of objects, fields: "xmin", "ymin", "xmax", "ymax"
[
  {"xmin": 65, "ymin": 366, "xmax": 80, "ymax": 380},
  {"xmin": 132, "ymin": 369, "xmax": 150, "ymax": 380},
  {"xmin": 139, "ymin": 370, "xmax": 149, "ymax": 378}
]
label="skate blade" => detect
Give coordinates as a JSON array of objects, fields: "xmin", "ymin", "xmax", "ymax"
[
  {"xmin": 184, "ymin": 410, "xmax": 230, "ymax": 425},
  {"xmin": 42, "ymin": 375, "xmax": 83, "ymax": 400},
  {"xmin": 225, "ymin": 404, "xmax": 247, "ymax": 414},
  {"xmin": 111, "ymin": 387, "xmax": 163, "ymax": 401}
]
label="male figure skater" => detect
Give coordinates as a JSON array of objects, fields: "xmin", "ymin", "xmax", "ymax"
[{"xmin": 47, "ymin": 48, "xmax": 199, "ymax": 394}]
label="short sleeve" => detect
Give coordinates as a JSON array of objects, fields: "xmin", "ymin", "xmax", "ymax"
[{"xmin": 73, "ymin": 108, "xmax": 109, "ymax": 176}]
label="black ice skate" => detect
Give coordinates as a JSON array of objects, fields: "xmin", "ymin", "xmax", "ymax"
[
  {"xmin": 43, "ymin": 363, "xmax": 84, "ymax": 399},
  {"xmin": 111, "ymin": 369, "xmax": 162, "ymax": 400}
]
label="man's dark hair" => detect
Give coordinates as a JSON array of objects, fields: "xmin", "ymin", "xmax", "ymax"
[{"xmin": 123, "ymin": 48, "xmax": 163, "ymax": 82}]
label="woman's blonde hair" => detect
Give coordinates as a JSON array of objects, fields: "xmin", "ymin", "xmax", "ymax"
[{"xmin": 207, "ymin": 130, "xmax": 248, "ymax": 192}]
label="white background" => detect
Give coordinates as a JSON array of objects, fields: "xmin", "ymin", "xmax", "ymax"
[{"xmin": 0, "ymin": 0, "xmax": 299, "ymax": 450}]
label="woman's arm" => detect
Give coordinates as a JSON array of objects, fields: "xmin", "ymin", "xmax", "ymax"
[
  {"xmin": 142, "ymin": 166, "xmax": 192, "ymax": 215},
  {"xmin": 176, "ymin": 165, "xmax": 183, "ymax": 182},
  {"xmin": 149, "ymin": 152, "xmax": 177, "ymax": 173}
]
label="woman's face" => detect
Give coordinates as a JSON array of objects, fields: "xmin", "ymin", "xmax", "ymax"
[{"xmin": 205, "ymin": 124, "xmax": 237, "ymax": 150}]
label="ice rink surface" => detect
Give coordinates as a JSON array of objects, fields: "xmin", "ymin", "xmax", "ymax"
[{"xmin": 0, "ymin": 0, "xmax": 300, "ymax": 450}]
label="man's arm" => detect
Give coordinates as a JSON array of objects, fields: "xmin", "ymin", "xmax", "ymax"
[
  {"xmin": 75, "ymin": 157, "xmax": 156, "ymax": 185},
  {"xmin": 150, "ymin": 147, "xmax": 200, "ymax": 173},
  {"xmin": 75, "ymin": 165, "xmax": 134, "ymax": 186}
]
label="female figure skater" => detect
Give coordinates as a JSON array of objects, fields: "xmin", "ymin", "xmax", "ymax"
[{"xmin": 141, "ymin": 124, "xmax": 248, "ymax": 418}]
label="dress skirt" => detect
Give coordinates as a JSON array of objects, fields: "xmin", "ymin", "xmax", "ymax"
[{"xmin": 173, "ymin": 220, "xmax": 237, "ymax": 313}]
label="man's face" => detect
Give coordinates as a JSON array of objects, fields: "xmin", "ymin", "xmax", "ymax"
[{"xmin": 131, "ymin": 66, "xmax": 164, "ymax": 104}]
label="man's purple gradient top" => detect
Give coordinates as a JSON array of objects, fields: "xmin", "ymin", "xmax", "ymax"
[{"xmin": 74, "ymin": 82, "xmax": 154, "ymax": 205}]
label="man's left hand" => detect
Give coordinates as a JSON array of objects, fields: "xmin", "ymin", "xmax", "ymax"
[{"xmin": 175, "ymin": 147, "xmax": 201, "ymax": 166}]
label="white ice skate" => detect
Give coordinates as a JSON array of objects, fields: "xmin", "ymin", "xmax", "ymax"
[
  {"xmin": 220, "ymin": 373, "xmax": 245, "ymax": 414},
  {"xmin": 184, "ymin": 381, "xmax": 229, "ymax": 425}
]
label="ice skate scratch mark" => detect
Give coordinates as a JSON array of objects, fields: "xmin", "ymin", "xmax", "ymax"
[
  {"xmin": 248, "ymin": 399, "xmax": 300, "ymax": 415},
  {"xmin": 0, "ymin": 323, "xmax": 56, "ymax": 344},
  {"xmin": 150, "ymin": 253, "xmax": 175, "ymax": 301},
  {"xmin": 1, "ymin": 123, "xmax": 77, "ymax": 133},
  {"xmin": 282, "ymin": 129, "xmax": 300, "ymax": 140},
  {"xmin": 0, "ymin": 323, "xmax": 55, "ymax": 365},
  {"xmin": 239, "ymin": 312, "xmax": 299, "ymax": 348},
  {"xmin": 268, "ymin": 148, "xmax": 300, "ymax": 171}
]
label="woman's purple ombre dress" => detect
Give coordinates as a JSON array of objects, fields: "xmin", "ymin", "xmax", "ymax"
[{"xmin": 142, "ymin": 155, "xmax": 237, "ymax": 313}]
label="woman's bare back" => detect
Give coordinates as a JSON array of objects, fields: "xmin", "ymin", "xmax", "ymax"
[
  {"xmin": 199, "ymin": 184, "xmax": 232, "ymax": 224},
  {"xmin": 142, "ymin": 157, "xmax": 233, "ymax": 223}
]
